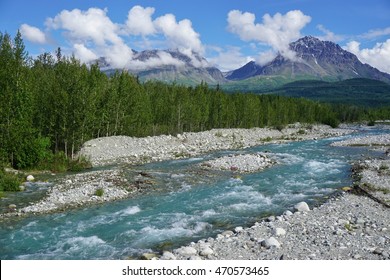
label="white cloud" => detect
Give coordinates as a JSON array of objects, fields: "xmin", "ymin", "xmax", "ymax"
[
  {"xmin": 37, "ymin": 6, "xmax": 206, "ymax": 69},
  {"xmin": 345, "ymin": 39, "xmax": 390, "ymax": 74},
  {"xmin": 126, "ymin": 6, "xmax": 156, "ymax": 36},
  {"xmin": 46, "ymin": 7, "xmax": 122, "ymax": 46},
  {"xmin": 360, "ymin": 27, "xmax": 390, "ymax": 40},
  {"xmin": 316, "ymin": 24, "xmax": 344, "ymax": 42},
  {"xmin": 45, "ymin": 7, "xmax": 133, "ymax": 68},
  {"xmin": 73, "ymin": 43, "xmax": 98, "ymax": 63},
  {"xmin": 207, "ymin": 46, "xmax": 253, "ymax": 72},
  {"xmin": 154, "ymin": 14, "xmax": 204, "ymax": 54},
  {"xmin": 227, "ymin": 9, "xmax": 311, "ymax": 61},
  {"xmin": 128, "ymin": 51, "xmax": 185, "ymax": 71},
  {"xmin": 20, "ymin": 24, "xmax": 47, "ymax": 44}
]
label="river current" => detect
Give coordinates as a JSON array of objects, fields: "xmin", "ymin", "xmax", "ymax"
[{"xmin": 0, "ymin": 128, "xmax": 386, "ymax": 259}]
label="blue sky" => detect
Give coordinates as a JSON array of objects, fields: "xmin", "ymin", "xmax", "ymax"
[{"xmin": 1, "ymin": 0, "xmax": 389, "ymax": 72}]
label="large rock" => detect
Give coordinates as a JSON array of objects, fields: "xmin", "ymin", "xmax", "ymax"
[
  {"xmin": 174, "ymin": 246, "xmax": 197, "ymax": 257},
  {"xmin": 294, "ymin": 201, "xmax": 310, "ymax": 212},
  {"xmin": 199, "ymin": 246, "xmax": 214, "ymax": 257},
  {"xmin": 26, "ymin": 175, "xmax": 35, "ymax": 182},
  {"xmin": 261, "ymin": 237, "xmax": 281, "ymax": 249}
]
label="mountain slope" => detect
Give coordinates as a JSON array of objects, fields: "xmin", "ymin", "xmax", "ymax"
[
  {"xmin": 277, "ymin": 78, "xmax": 390, "ymax": 107},
  {"xmin": 226, "ymin": 36, "xmax": 390, "ymax": 84},
  {"xmin": 95, "ymin": 49, "xmax": 226, "ymax": 86}
]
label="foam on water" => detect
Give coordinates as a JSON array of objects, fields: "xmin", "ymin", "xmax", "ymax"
[{"xmin": 121, "ymin": 206, "xmax": 141, "ymax": 216}]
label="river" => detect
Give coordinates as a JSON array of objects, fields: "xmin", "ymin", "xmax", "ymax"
[{"xmin": 0, "ymin": 128, "xmax": 386, "ymax": 259}]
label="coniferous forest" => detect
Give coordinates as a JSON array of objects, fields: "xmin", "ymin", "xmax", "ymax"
[{"xmin": 1, "ymin": 31, "xmax": 390, "ymax": 172}]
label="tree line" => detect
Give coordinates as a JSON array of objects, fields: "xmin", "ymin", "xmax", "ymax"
[{"xmin": 1, "ymin": 31, "xmax": 389, "ymax": 170}]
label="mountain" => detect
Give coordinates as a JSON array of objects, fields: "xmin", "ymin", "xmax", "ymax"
[
  {"xmin": 95, "ymin": 49, "xmax": 226, "ymax": 86},
  {"xmin": 226, "ymin": 36, "xmax": 390, "ymax": 84}
]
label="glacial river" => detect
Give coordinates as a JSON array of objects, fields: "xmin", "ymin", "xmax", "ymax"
[{"xmin": 0, "ymin": 128, "xmax": 386, "ymax": 259}]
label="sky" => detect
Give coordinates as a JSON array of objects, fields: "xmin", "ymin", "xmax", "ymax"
[{"xmin": 1, "ymin": 0, "xmax": 390, "ymax": 73}]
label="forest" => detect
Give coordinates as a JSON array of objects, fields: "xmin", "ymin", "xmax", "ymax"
[{"xmin": 1, "ymin": 31, "xmax": 390, "ymax": 174}]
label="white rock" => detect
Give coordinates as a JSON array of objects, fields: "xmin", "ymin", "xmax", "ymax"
[
  {"xmin": 234, "ymin": 226, "xmax": 244, "ymax": 233},
  {"xmin": 175, "ymin": 246, "xmax": 197, "ymax": 257},
  {"xmin": 19, "ymin": 185, "xmax": 25, "ymax": 191},
  {"xmin": 199, "ymin": 247, "xmax": 214, "ymax": 257},
  {"xmin": 160, "ymin": 251, "xmax": 176, "ymax": 260},
  {"xmin": 294, "ymin": 201, "xmax": 310, "ymax": 212},
  {"xmin": 26, "ymin": 175, "xmax": 35, "ymax": 182},
  {"xmin": 284, "ymin": 210, "xmax": 293, "ymax": 216},
  {"xmin": 261, "ymin": 237, "xmax": 281, "ymax": 248},
  {"xmin": 273, "ymin": 227, "xmax": 286, "ymax": 236}
]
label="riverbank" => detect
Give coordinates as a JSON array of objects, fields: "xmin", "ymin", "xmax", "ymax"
[
  {"xmin": 79, "ymin": 123, "xmax": 353, "ymax": 167},
  {"xmin": 156, "ymin": 133, "xmax": 390, "ymax": 260},
  {"xmin": 0, "ymin": 123, "xmax": 352, "ymax": 216}
]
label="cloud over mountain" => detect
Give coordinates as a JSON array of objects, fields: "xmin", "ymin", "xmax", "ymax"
[
  {"xmin": 227, "ymin": 9, "xmax": 311, "ymax": 64},
  {"xmin": 345, "ymin": 39, "xmax": 390, "ymax": 74}
]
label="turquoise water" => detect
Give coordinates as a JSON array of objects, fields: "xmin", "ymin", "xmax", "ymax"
[{"xmin": 0, "ymin": 129, "xmax": 385, "ymax": 259}]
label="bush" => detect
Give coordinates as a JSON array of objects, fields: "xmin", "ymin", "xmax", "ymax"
[
  {"xmin": 0, "ymin": 170, "xmax": 22, "ymax": 192},
  {"xmin": 95, "ymin": 188, "xmax": 104, "ymax": 197}
]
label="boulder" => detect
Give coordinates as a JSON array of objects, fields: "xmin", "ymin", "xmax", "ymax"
[
  {"xmin": 174, "ymin": 246, "xmax": 197, "ymax": 257},
  {"xmin": 273, "ymin": 227, "xmax": 286, "ymax": 236},
  {"xmin": 294, "ymin": 201, "xmax": 310, "ymax": 212},
  {"xmin": 261, "ymin": 237, "xmax": 281, "ymax": 249},
  {"xmin": 26, "ymin": 175, "xmax": 35, "ymax": 182},
  {"xmin": 160, "ymin": 251, "xmax": 176, "ymax": 260},
  {"xmin": 199, "ymin": 246, "xmax": 214, "ymax": 257}
]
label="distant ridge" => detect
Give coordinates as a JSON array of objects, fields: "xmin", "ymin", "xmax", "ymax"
[{"xmin": 226, "ymin": 36, "xmax": 390, "ymax": 84}]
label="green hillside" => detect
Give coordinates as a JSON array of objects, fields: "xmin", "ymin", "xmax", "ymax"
[{"xmin": 277, "ymin": 78, "xmax": 390, "ymax": 107}]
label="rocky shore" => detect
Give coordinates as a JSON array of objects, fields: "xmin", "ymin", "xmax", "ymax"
[
  {"xmin": 80, "ymin": 123, "xmax": 353, "ymax": 167},
  {"xmin": 0, "ymin": 124, "xmax": 356, "ymax": 217},
  {"xmin": 200, "ymin": 153, "xmax": 276, "ymax": 173},
  {"xmin": 154, "ymin": 132, "xmax": 390, "ymax": 260}
]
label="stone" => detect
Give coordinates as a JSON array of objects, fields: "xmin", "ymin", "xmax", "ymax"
[
  {"xmin": 261, "ymin": 237, "xmax": 281, "ymax": 249},
  {"xmin": 140, "ymin": 253, "xmax": 158, "ymax": 260},
  {"xmin": 266, "ymin": 216, "xmax": 276, "ymax": 222},
  {"xmin": 273, "ymin": 227, "xmax": 286, "ymax": 236},
  {"xmin": 26, "ymin": 175, "xmax": 35, "ymax": 182},
  {"xmin": 294, "ymin": 201, "xmax": 310, "ymax": 212},
  {"xmin": 160, "ymin": 251, "xmax": 176, "ymax": 260},
  {"xmin": 188, "ymin": 256, "xmax": 202, "ymax": 260},
  {"xmin": 175, "ymin": 246, "xmax": 197, "ymax": 257},
  {"xmin": 8, "ymin": 204, "xmax": 17, "ymax": 210},
  {"xmin": 221, "ymin": 230, "xmax": 234, "ymax": 237},
  {"xmin": 19, "ymin": 185, "xmax": 25, "ymax": 191},
  {"xmin": 284, "ymin": 210, "xmax": 293, "ymax": 216},
  {"xmin": 199, "ymin": 247, "xmax": 214, "ymax": 257},
  {"xmin": 234, "ymin": 226, "xmax": 244, "ymax": 233}
]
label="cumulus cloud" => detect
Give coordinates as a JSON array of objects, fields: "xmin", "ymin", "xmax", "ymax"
[
  {"xmin": 73, "ymin": 43, "xmax": 98, "ymax": 63},
  {"xmin": 37, "ymin": 6, "xmax": 205, "ymax": 68},
  {"xmin": 345, "ymin": 39, "xmax": 390, "ymax": 74},
  {"xmin": 126, "ymin": 6, "xmax": 156, "ymax": 36},
  {"xmin": 154, "ymin": 13, "xmax": 204, "ymax": 59},
  {"xmin": 45, "ymin": 7, "xmax": 133, "ymax": 68},
  {"xmin": 227, "ymin": 9, "xmax": 311, "ymax": 63},
  {"xmin": 20, "ymin": 24, "xmax": 47, "ymax": 44}
]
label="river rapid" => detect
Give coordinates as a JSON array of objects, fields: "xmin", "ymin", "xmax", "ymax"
[{"xmin": 0, "ymin": 128, "xmax": 386, "ymax": 259}]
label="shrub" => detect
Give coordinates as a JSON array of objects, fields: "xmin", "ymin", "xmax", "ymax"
[
  {"xmin": 95, "ymin": 188, "xmax": 104, "ymax": 197},
  {"xmin": 0, "ymin": 170, "xmax": 22, "ymax": 192}
]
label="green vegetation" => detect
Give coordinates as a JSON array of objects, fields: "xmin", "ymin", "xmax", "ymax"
[
  {"xmin": 95, "ymin": 188, "xmax": 104, "ymax": 197},
  {"xmin": 277, "ymin": 78, "xmax": 390, "ymax": 107},
  {"xmin": 1, "ymin": 31, "xmax": 390, "ymax": 185},
  {"xmin": 0, "ymin": 166, "xmax": 22, "ymax": 192}
]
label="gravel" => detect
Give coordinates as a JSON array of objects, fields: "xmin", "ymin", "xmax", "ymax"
[
  {"xmin": 164, "ymin": 193, "xmax": 390, "ymax": 260},
  {"xmin": 80, "ymin": 123, "xmax": 353, "ymax": 167}
]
